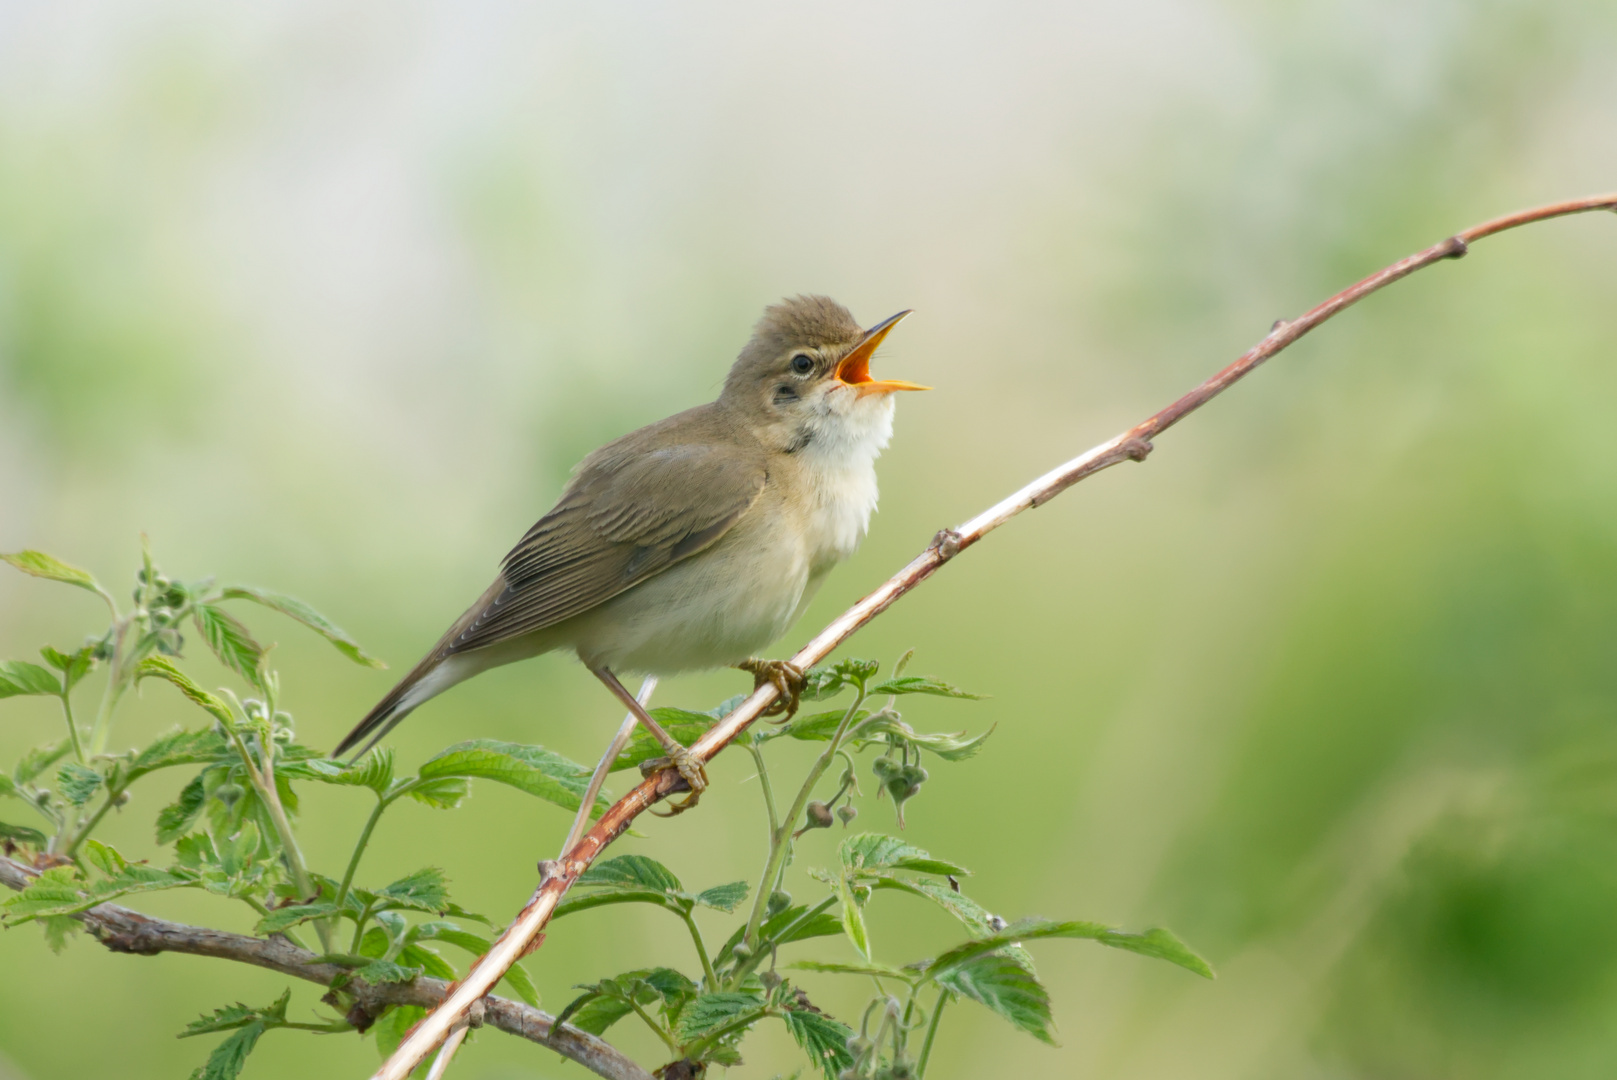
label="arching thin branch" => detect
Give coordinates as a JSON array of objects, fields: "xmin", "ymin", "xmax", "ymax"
[{"xmin": 374, "ymin": 193, "xmax": 1617, "ymax": 1080}]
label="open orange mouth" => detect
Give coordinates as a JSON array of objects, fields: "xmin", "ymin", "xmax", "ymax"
[{"xmin": 835, "ymin": 310, "xmax": 929, "ymax": 396}]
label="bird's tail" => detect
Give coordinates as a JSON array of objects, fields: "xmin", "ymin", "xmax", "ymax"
[{"xmin": 334, "ymin": 648, "xmax": 461, "ymax": 760}]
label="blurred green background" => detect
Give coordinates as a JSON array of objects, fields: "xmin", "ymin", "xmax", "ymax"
[{"xmin": 3, "ymin": 1, "xmax": 1616, "ymax": 1077}]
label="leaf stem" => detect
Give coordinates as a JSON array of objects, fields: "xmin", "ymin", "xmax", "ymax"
[
  {"xmin": 334, "ymin": 796, "xmax": 390, "ymax": 928},
  {"xmin": 742, "ymin": 686, "xmax": 868, "ymax": 951},
  {"xmin": 746, "ymin": 744, "xmax": 780, "ymax": 841},
  {"xmin": 680, "ymin": 909, "xmax": 720, "ymax": 989},
  {"xmin": 628, "ymin": 998, "xmax": 680, "ymax": 1055},
  {"xmin": 58, "ymin": 693, "xmax": 86, "ymax": 766},
  {"xmin": 238, "ymin": 895, "xmax": 311, "ymax": 952},
  {"xmin": 62, "ymin": 783, "xmax": 125, "ymax": 857},
  {"xmin": 88, "ymin": 617, "xmax": 134, "ymax": 756},
  {"xmin": 222, "ymin": 705, "xmax": 329, "ymax": 952},
  {"xmin": 349, "ymin": 901, "xmax": 375, "ymax": 954},
  {"xmin": 915, "ymin": 989, "xmax": 950, "ymax": 1078},
  {"xmin": 680, "ymin": 1006, "xmax": 771, "ymax": 1060},
  {"xmin": 729, "ymin": 895, "xmax": 839, "ymax": 987}
]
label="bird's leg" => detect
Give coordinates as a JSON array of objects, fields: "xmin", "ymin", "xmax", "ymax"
[
  {"xmin": 590, "ymin": 665, "xmax": 707, "ymax": 813},
  {"xmin": 560, "ymin": 676, "xmax": 657, "ymax": 855},
  {"xmin": 736, "ymin": 658, "xmax": 807, "ymax": 722}
]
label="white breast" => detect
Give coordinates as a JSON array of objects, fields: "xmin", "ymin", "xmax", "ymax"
[{"xmin": 797, "ymin": 394, "xmax": 894, "ymax": 573}]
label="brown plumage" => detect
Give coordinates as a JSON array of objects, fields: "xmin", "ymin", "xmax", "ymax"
[{"xmin": 335, "ymin": 296, "xmax": 922, "ymax": 763}]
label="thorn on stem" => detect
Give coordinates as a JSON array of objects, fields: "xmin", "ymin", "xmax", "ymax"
[
  {"xmin": 536, "ymin": 859, "xmax": 563, "ymax": 884},
  {"xmin": 1271, "ymin": 319, "xmax": 1288, "ymax": 333}
]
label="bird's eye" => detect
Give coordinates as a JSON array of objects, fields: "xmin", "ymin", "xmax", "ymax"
[{"xmin": 790, "ymin": 353, "xmax": 814, "ymax": 375}]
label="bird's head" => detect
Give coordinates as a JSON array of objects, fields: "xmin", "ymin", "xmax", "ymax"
[{"xmin": 722, "ymin": 295, "xmax": 926, "ymax": 454}]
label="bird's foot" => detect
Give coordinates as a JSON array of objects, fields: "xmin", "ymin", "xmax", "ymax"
[
  {"xmin": 640, "ymin": 745, "xmax": 708, "ymax": 815},
  {"xmin": 738, "ymin": 658, "xmax": 806, "ymax": 723}
]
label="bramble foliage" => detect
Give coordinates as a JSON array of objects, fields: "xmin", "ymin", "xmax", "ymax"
[{"xmin": 0, "ymin": 543, "xmax": 1212, "ymax": 1079}]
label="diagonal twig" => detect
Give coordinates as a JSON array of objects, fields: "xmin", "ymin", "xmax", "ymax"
[
  {"xmin": 0, "ymin": 854, "xmax": 652, "ymax": 1080},
  {"xmin": 373, "ymin": 193, "xmax": 1617, "ymax": 1080}
]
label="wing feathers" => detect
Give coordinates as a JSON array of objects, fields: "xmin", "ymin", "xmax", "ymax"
[{"xmin": 448, "ymin": 424, "xmax": 766, "ymax": 654}]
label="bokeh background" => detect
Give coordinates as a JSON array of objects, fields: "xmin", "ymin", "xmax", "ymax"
[{"xmin": 3, "ymin": 1, "xmax": 1617, "ymax": 1077}]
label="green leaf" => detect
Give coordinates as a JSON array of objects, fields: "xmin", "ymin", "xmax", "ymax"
[
  {"xmin": 782, "ymin": 1003, "xmax": 856, "ymax": 1080},
  {"xmin": 935, "ymin": 954, "xmax": 1054, "ymax": 1044},
  {"xmin": 373, "ymin": 867, "xmax": 449, "ymax": 914},
  {"xmin": 403, "ymin": 776, "xmax": 469, "ymax": 810},
  {"xmin": 397, "ymin": 943, "xmax": 457, "ymax": 981},
  {"xmin": 580, "ymin": 854, "xmax": 684, "ymax": 892},
  {"xmin": 354, "ymin": 959, "xmax": 422, "ymax": 985},
  {"xmin": 839, "ymin": 833, "xmax": 969, "ymax": 877},
  {"xmin": 129, "ymin": 728, "xmax": 233, "ymax": 780},
  {"xmin": 556, "ymin": 855, "xmax": 687, "ymax": 918},
  {"xmin": 554, "ymin": 990, "xmax": 635, "ymax": 1036},
  {"xmin": 185, "ymin": 1023, "xmax": 266, "ymax": 1080},
  {"xmin": 372, "ymin": 1005, "xmax": 426, "ymax": 1060},
  {"xmin": 182, "ymin": 990, "xmax": 291, "ymax": 1036},
  {"xmin": 849, "ymin": 712, "xmax": 995, "ymax": 762},
  {"xmin": 218, "ymin": 585, "xmax": 385, "ymax": 669},
  {"xmin": 193, "ymin": 605, "xmax": 268, "ymax": 690},
  {"xmin": 2, "ymin": 856, "xmax": 198, "ymax": 923},
  {"xmin": 871, "ymin": 876, "xmax": 1001, "ymax": 936},
  {"xmin": 408, "ymin": 922, "xmax": 541, "ymax": 1005},
  {"xmin": 157, "ymin": 774, "xmax": 211, "ymax": 844},
  {"xmin": 715, "ymin": 905, "xmax": 843, "ymax": 966},
  {"xmin": 837, "ymin": 876, "xmax": 870, "ymax": 959},
  {"xmin": 57, "ymin": 763, "xmax": 103, "ymax": 807},
  {"xmin": 0, "ymin": 660, "xmax": 61, "ymax": 699},
  {"xmin": 80, "ymin": 838, "xmax": 127, "ymax": 876},
  {"xmin": 0, "ymin": 774, "xmax": 14, "ymax": 799},
  {"xmin": 925, "ymin": 918, "xmax": 1214, "ymax": 981},
  {"xmin": 295, "ymin": 750, "xmax": 394, "ymax": 794},
  {"xmin": 135, "ymin": 657, "xmax": 234, "ymax": 726},
  {"xmin": 40, "ymin": 645, "xmax": 95, "ymax": 691},
  {"xmin": 799, "ymin": 658, "xmax": 881, "ymax": 701},
  {"xmin": 418, "ymin": 740, "xmax": 603, "ymax": 814},
  {"xmin": 755, "ymin": 709, "xmax": 868, "ymax": 745},
  {"xmin": 501, "ymin": 960, "xmax": 541, "ymax": 1007},
  {"xmin": 14, "ymin": 739, "xmax": 72, "ymax": 785},
  {"xmin": 1, "ymin": 551, "xmax": 110, "ymax": 606},
  {"xmin": 786, "ymin": 958, "xmax": 913, "ymax": 981},
  {"xmin": 694, "ymin": 880, "xmax": 749, "ymax": 914},
  {"xmin": 676, "ymin": 990, "xmax": 766, "ymax": 1042},
  {"xmin": 0, "ymin": 820, "xmax": 47, "ymax": 847},
  {"xmin": 868, "ymin": 675, "xmax": 983, "ymax": 699},
  {"xmin": 611, "ymin": 707, "xmax": 740, "ymax": 772},
  {"xmin": 256, "ymin": 901, "xmax": 339, "ymax": 936}
]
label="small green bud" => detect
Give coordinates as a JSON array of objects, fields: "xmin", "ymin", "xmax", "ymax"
[
  {"xmin": 214, "ymin": 782, "xmax": 244, "ymax": 807},
  {"xmin": 804, "ymin": 801, "xmax": 834, "ymax": 829},
  {"xmin": 767, "ymin": 889, "xmax": 792, "ymax": 916},
  {"xmin": 731, "ymin": 942, "xmax": 753, "ymax": 961},
  {"xmin": 760, "ymin": 969, "xmax": 783, "ymax": 991},
  {"xmin": 853, "ymin": 885, "xmax": 872, "ymax": 906},
  {"xmin": 871, "ymin": 758, "xmax": 898, "ymax": 780},
  {"xmin": 836, "ymin": 804, "xmax": 858, "ymax": 826}
]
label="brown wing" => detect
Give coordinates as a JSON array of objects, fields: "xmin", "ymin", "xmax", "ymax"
[{"xmin": 447, "ymin": 432, "xmax": 767, "ymax": 654}]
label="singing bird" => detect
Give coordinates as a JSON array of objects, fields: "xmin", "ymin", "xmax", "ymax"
[{"xmin": 334, "ymin": 296, "xmax": 925, "ymax": 807}]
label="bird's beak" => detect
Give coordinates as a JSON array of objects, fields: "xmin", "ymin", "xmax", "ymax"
[{"xmin": 836, "ymin": 309, "xmax": 929, "ymax": 397}]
